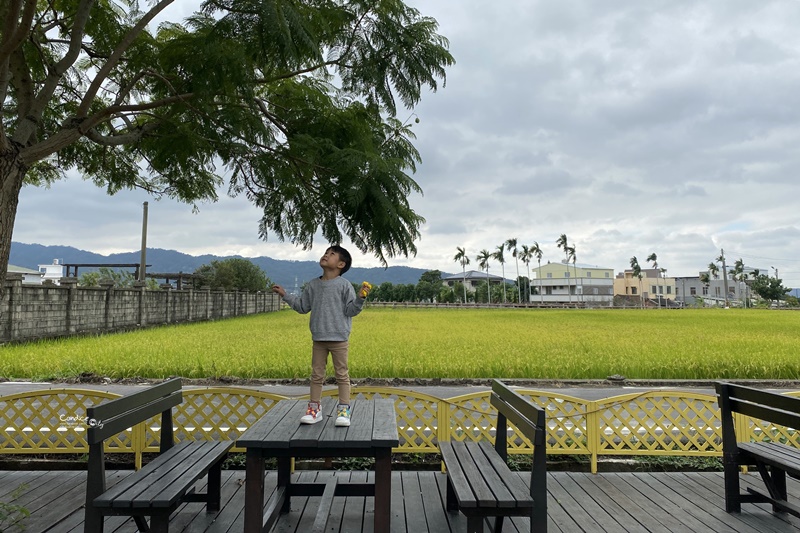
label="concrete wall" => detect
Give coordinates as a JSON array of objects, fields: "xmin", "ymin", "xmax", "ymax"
[{"xmin": 1, "ymin": 274, "xmax": 281, "ymax": 343}]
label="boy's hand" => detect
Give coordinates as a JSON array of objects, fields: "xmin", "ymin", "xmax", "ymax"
[
  {"xmin": 359, "ymin": 281, "xmax": 372, "ymax": 299},
  {"xmin": 271, "ymin": 284, "xmax": 286, "ymax": 297}
]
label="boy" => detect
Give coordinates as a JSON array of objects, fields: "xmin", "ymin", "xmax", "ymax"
[{"xmin": 271, "ymin": 246, "xmax": 371, "ymax": 426}]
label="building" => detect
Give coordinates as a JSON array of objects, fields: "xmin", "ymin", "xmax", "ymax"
[
  {"xmin": 8, "ymin": 264, "xmax": 45, "ymax": 284},
  {"xmin": 531, "ymin": 261, "xmax": 614, "ymax": 306},
  {"xmin": 37, "ymin": 259, "xmax": 65, "ymax": 284},
  {"xmin": 442, "ymin": 270, "xmax": 508, "ymax": 290},
  {"xmin": 675, "ymin": 267, "xmax": 759, "ymax": 307},
  {"xmin": 614, "ymin": 268, "xmax": 677, "ymax": 305}
]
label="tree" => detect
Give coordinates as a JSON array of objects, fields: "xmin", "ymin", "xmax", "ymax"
[
  {"xmin": 416, "ymin": 269, "xmax": 441, "ymax": 302},
  {"xmin": 567, "ymin": 244, "xmax": 578, "ymax": 301},
  {"xmin": 79, "ymin": 266, "xmax": 158, "ymax": 288},
  {"xmin": 630, "ymin": 256, "xmax": 643, "ymax": 308},
  {"xmin": 505, "ymin": 238, "xmax": 521, "ymax": 303},
  {"xmin": 476, "ymin": 249, "xmax": 491, "ymax": 304},
  {"xmin": 751, "ymin": 274, "xmax": 790, "ymax": 306},
  {"xmin": 519, "ymin": 245, "xmax": 532, "ymax": 303},
  {"xmin": 646, "ymin": 252, "xmax": 660, "ymax": 306},
  {"xmin": 194, "ymin": 258, "xmax": 269, "ymax": 291},
  {"xmin": 491, "ymin": 244, "xmax": 506, "ymax": 304},
  {"xmin": 453, "ymin": 246, "xmax": 470, "ymax": 304},
  {"xmin": 0, "ymin": 0, "xmax": 454, "ymax": 303},
  {"xmin": 556, "ymin": 234, "xmax": 571, "ymax": 303},
  {"xmin": 732, "ymin": 258, "xmax": 748, "ymax": 307},
  {"xmin": 531, "ymin": 241, "xmax": 544, "ymax": 304}
]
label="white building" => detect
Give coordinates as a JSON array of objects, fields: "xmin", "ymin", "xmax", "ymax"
[
  {"xmin": 531, "ymin": 261, "xmax": 614, "ymax": 306},
  {"xmin": 37, "ymin": 259, "xmax": 65, "ymax": 284},
  {"xmin": 8, "ymin": 264, "xmax": 45, "ymax": 284}
]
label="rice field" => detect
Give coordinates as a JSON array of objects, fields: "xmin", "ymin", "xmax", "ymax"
[{"xmin": 1, "ymin": 307, "xmax": 799, "ymax": 380}]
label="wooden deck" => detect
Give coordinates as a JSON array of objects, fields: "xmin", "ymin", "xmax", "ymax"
[{"xmin": 5, "ymin": 468, "xmax": 800, "ymax": 532}]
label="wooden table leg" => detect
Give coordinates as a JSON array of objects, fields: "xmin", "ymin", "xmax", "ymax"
[
  {"xmin": 277, "ymin": 456, "xmax": 292, "ymax": 513},
  {"xmin": 374, "ymin": 447, "xmax": 392, "ymax": 532},
  {"xmin": 244, "ymin": 448, "xmax": 265, "ymax": 533}
]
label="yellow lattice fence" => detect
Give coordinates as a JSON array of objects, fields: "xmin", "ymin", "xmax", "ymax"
[{"xmin": 1, "ymin": 385, "xmax": 795, "ymax": 473}]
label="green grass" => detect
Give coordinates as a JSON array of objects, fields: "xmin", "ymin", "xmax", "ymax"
[{"xmin": 1, "ymin": 308, "xmax": 799, "ymax": 380}]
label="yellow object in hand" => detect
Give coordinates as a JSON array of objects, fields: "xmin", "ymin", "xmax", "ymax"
[{"xmin": 360, "ymin": 281, "xmax": 373, "ymax": 298}]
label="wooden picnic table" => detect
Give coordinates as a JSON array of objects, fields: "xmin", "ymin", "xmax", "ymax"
[{"xmin": 237, "ymin": 398, "xmax": 399, "ymax": 533}]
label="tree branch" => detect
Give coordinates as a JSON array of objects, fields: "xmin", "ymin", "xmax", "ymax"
[
  {"xmin": 78, "ymin": 0, "xmax": 175, "ymax": 116},
  {"xmin": 12, "ymin": 0, "xmax": 94, "ymax": 146}
]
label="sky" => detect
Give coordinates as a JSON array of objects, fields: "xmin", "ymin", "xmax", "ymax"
[{"xmin": 12, "ymin": 0, "xmax": 800, "ymax": 287}]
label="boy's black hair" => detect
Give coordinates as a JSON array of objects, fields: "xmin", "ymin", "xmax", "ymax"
[{"xmin": 328, "ymin": 245, "xmax": 352, "ymax": 275}]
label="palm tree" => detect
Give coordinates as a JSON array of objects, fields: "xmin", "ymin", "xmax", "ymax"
[
  {"xmin": 646, "ymin": 253, "xmax": 659, "ymax": 306},
  {"xmin": 567, "ymin": 245, "xmax": 578, "ymax": 302},
  {"xmin": 531, "ymin": 241, "xmax": 544, "ymax": 303},
  {"xmin": 453, "ymin": 247, "xmax": 470, "ymax": 303},
  {"xmin": 733, "ymin": 258, "xmax": 747, "ymax": 307},
  {"xmin": 520, "ymin": 244, "xmax": 532, "ymax": 303},
  {"xmin": 492, "ymin": 244, "xmax": 507, "ymax": 304},
  {"xmin": 477, "ymin": 249, "xmax": 492, "ymax": 304},
  {"xmin": 630, "ymin": 256, "xmax": 643, "ymax": 308},
  {"xmin": 505, "ymin": 238, "xmax": 521, "ymax": 303},
  {"xmin": 556, "ymin": 234, "xmax": 572, "ymax": 303}
]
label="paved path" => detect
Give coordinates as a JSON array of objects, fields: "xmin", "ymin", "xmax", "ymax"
[{"xmin": 3, "ymin": 377, "xmax": 799, "ymax": 401}]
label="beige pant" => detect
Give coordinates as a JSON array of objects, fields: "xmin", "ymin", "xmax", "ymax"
[{"xmin": 310, "ymin": 340, "xmax": 350, "ymax": 405}]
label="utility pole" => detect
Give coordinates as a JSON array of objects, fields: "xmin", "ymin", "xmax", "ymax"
[
  {"xmin": 720, "ymin": 248, "xmax": 729, "ymax": 307},
  {"xmin": 139, "ymin": 202, "xmax": 148, "ymax": 282}
]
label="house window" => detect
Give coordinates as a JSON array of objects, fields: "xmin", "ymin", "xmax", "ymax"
[
  {"xmin": 564, "ymin": 272, "xmax": 570, "ymax": 278},
  {"xmin": 632, "ymin": 287, "xmax": 638, "ymax": 295},
  {"xmin": 605, "ymin": 272, "xmax": 610, "ymax": 277},
  {"xmin": 651, "ymin": 285, "xmax": 657, "ymax": 294},
  {"xmin": 658, "ymin": 286, "xmax": 663, "ymax": 294},
  {"xmin": 690, "ymin": 287, "xmax": 697, "ymax": 296},
  {"xmin": 593, "ymin": 288, "xmax": 599, "ymax": 295},
  {"xmin": 546, "ymin": 273, "xmax": 553, "ymax": 278},
  {"xmin": 702, "ymin": 286, "xmax": 708, "ymax": 296},
  {"xmin": 667, "ymin": 286, "xmax": 672, "ymax": 294},
  {"xmin": 586, "ymin": 272, "xmax": 592, "ymax": 278}
]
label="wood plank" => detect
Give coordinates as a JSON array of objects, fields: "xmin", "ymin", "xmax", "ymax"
[
  {"xmin": 465, "ymin": 441, "xmax": 518, "ymax": 507},
  {"xmin": 439, "ymin": 442, "xmax": 478, "ymax": 508},
  {"xmin": 130, "ymin": 441, "xmax": 231, "ymax": 508},
  {"xmin": 555, "ymin": 471, "xmax": 643, "ymax": 532},
  {"xmin": 626, "ymin": 472, "xmax": 741, "ymax": 532},
  {"xmin": 340, "ymin": 470, "xmax": 366, "ymax": 533},
  {"xmin": 418, "ymin": 469, "xmax": 453, "ymax": 533},
  {"xmin": 573, "ymin": 472, "xmax": 675, "ymax": 533},
  {"xmin": 372, "ymin": 399, "xmax": 400, "ymax": 446},
  {"xmin": 671, "ymin": 471, "xmax": 799, "ymax": 533},
  {"xmin": 310, "ymin": 475, "xmax": 338, "ymax": 533},
  {"xmin": 401, "ymin": 470, "xmax": 430, "ymax": 533},
  {"xmin": 389, "ymin": 469, "xmax": 406, "ymax": 533},
  {"xmin": 473, "ymin": 440, "xmax": 533, "ymax": 507},
  {"xmin": 236, "ymin": 399, "xmax": 297, "ymax": 448},
  {"xmin": 292, "ymin": 402, "xmax": 337, "ymax": 447}
]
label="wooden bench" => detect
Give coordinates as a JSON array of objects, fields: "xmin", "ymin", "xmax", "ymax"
[
  {"xmin": 717, "ymin": 381, "xmax": 800, "ymax": 517},
  {"xmin": 83, "ymin": 378, "xmax": 234, "ymax": 533},
  {"xmin": 440, "ymin": 379, "xmax": 547, "ymax": 533}
]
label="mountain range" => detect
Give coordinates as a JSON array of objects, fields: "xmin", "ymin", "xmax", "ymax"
[{"xmin": 9, "ymin": 242, "xmax": 445, "ymax": 289}]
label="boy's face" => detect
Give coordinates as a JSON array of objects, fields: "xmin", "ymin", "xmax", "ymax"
[{"xmin": 320, "ymin": 249, "xmax": 346, "ymax": 272}]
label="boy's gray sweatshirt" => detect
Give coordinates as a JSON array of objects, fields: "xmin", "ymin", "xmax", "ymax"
[{"xmin": 282, "ymin": 276, "xmax": 364, "ymax": 341}]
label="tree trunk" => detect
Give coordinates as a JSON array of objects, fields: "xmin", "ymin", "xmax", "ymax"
[{"xmin": 0, "ymin": 146, "xmax": 28, "ymax": 304}]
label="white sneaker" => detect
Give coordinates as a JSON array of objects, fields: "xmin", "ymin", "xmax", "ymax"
[
  {"xmin": 300, "ymin": 401, "xmax": 322, "ymax": 424},
  {"xmin": 335, "ymin": 404, "xmax": 351, "ymax": 427}
]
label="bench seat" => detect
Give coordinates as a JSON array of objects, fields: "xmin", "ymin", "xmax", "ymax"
[
  {"xmin": 739, "ymin": 442, "xmax": 800, "ymax": 477},
  {"xmin": 440, "ymin": 441, "xmax": 533, "ymax": 510},
  {"xmin": 94, "ymin": 440, "xmax": 232, "ymax": 510}
]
